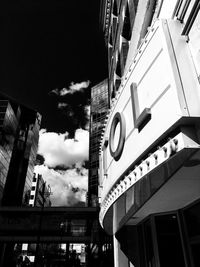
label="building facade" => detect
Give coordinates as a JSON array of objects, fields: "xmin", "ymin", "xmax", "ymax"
[
  {"xmin": 88, "ymin": 79, "xmax": 109, "ymax": 206},
  {"xmin": 0, "ymin": 93, "xmax": 41, "ymax": 206},
  {"xmin": 99, "ymin": 1, "xmax": 200, "ymax": 267},
  {"xmin": 0, "ymin": 99, "xmax": 18, "ymax": 203},
  {"xmin": 21, "ymin": 173, "xmax": 51, "ymax": 264},
  {"xmin": 29, "ymin": 173, "xmax": 52, "ymax": 207}
]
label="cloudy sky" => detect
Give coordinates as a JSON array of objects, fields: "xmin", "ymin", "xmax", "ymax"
[
  {"xmin": 36, "ymin": 80, "xmax": 91, "ymax": 206},
  {"xmin": 0, "ymin": 1, "xmax": 107, "ymax": 206},
  {"xmin": 35, "ymin": 126, "xmax": 89, "ymax": 206}
]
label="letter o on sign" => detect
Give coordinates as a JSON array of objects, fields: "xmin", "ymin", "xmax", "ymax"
[{"xmin": 109, "ymin": 112, "xmax": 126, "ymax": 161}]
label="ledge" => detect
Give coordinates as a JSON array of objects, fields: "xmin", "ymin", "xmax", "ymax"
[{"xmin": 100, "ymin": 131, "xmax": 200, "ymax": 234}]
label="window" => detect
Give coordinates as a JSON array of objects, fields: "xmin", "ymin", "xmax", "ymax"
[
  {"xmin": 187, "ymin": 5, "xmax": 200, "ymax": 80},
  {"xmin": 122, "ymin": 3, "xmax": 131, "ymax": 40},
  {"xmin": 112, "ymin": 17, "xmax": 118, "ymax": 45},
  {"xmin": 116, "ymin": 52, "xmax": 123, "ymax": 77},
  {"xmin": 113, "ymin": 0, "xmax": 118, "ymax": 16},
  {"xmin": 121, "ymin": 39, "xmax": 129, "ymax": 67},
  {"xmin": 184, "ymin": 201, "xmax": 200, "ymax": 266},
  {"xmin": 173, "ymin": 0, "xmax": 197, "ymax": 25},
  {"xmin": 182, "ymin": 0, "xmax": 200, "ymax": 35},
  {"xmin": 102, "ymin": 138, "xmax": 108, "ymax": 176},
  {"xmin": 155, "ymin": 214, "xmax": 186, "ymax": 267}
]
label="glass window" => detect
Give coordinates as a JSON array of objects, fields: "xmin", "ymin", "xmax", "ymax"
[
  {"xmin": 143, "ymin": 219, "xmax": 155, "ymax": 267},
  {"xmin": 155, "ymin": 214, "xmax": 186, "ymax": 267},
  {"xmin": 184, "ymin": 201, "xmax": 200, "ymax": 238},
  {"xmin": 188, "ymin": 9, "xmax": 200, "ymax": 80},
  {"xmin": 71, "ymin": 220, "xmax": 86, "ymax": 236}
]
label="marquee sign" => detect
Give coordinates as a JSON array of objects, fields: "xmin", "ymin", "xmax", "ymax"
[{"xmin": 99, "ymin": 19, "xmax": 200, "ymax": 206}]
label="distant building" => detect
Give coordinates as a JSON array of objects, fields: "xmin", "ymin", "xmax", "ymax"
[
  {"xmin": 87, "ymin": 79, "xmax": 114, "ymax": 266},
  {"xmin": 99, "ymin": 1, "xmax": 200, "ymax": 267},
  {"xmin": 22, "ymin": 173, "xmax": 51, "ymax": 263},
  {"xmin": 0, "ymin": 93, "xmax": 41, "ymax": 206},
  {"xmin": 88, "ymin": 79, "xmax": 109, "ymax": 207},
  {"xmin": 29, "ymin": 173, "xmax": 51, "ymax": 207}
]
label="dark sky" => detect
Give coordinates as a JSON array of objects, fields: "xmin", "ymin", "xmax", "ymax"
[{"xmin": 0, "ymin": 0, "xmax": 108, "ymax": 134}]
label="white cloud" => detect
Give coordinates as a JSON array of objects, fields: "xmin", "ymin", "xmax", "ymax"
[
  {"xmin": 38, "ymin": 128, "xmax": 89, "ymax": 168},
  {"xmin": 69, "ymin": 80, "xmax": 90, "ymax": 93},
  {"xmin": 59, "ymin": 80, "xmax": 90, "ymax": 95},
  {"xmin": 59, "ymin": 88, "xmax": 69, "ymax": 96},
  {"xmin": 50, "ymin": 88, "xmax": 60, "ymax": 95},
  {"xmin": 34, "ymin": 165, "xmax": 88, "ymax": 206},
  {"xmin": 50, "ymin": 80, "xmax": 90, "ymax": 96}
]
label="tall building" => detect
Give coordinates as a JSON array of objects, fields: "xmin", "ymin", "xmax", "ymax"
[
  {"xmin": 88, "ymin": 79, "xmax": 109, "ymax": 206},
  {"xmin": 0, "ymin": 93, "xmax": 41, "ymax": 206},
  {"xmin": 88, "ymin": 80, "xmax": 114, "ymax": 266},
  {"xmin": 99, "ymin": 1, "xmax": 200, "ymax": 267},
  {"xmin": 21, "ymin": 173, "xmax": 52, "ymax": 264}
]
